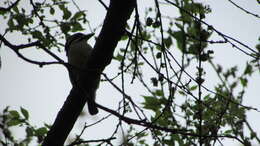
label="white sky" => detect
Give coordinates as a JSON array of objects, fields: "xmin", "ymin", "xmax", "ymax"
[{"xmin": 0, "ymin": 0, "xmax": 259, "ymax": 145}]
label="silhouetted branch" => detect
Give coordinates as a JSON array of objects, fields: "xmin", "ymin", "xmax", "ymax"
[
  {"xmin": 42, "ymin": 0, "xmax": 136, "ymax": 145},
  {"xmin": 0, "ymin": 0, "xmax": 20, "ymax": 12},
  {"xmin": 164, "ymin": 0, "xmax": 259, "ymax": 59},
  {"xmin": 97, "ymin": 103, "xmax": 246, "ymax": 145},
  {"xmin": 98, "ymin": 0, "xmax": 109, "ymax": 10},
  {"xmin": 227, "ymin": 0, "xmax": 260, "ymax": 18},
  {"xmin": 68, "ymin": 137, "xmax": 116, "ymax": 146},
  {"xmin": 0, "ymin": 34, "xmax": 65, "ymax": 67},
  {"xmin": 0, "ymin": 34, "xmax": 40, "ymax": 49}
]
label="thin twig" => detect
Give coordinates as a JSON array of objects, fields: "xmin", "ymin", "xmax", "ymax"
[{"xmin": 227, "ymin": 0, "xmax": 260, "ymax": 18}]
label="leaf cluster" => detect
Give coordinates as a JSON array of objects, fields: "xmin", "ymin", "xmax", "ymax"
[{"xmin": 0, "ymin": 106, "xmax": 49, "ymax": 145}]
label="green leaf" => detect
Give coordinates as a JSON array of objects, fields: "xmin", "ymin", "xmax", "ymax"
[
  {"xmin": 136, "ymin": 132, "xmax": 147, "ymax": 139},
  {"xmin": 223, "ymin": 129, "xmax": 233, "ymax": 135},
  {"xmin": 114, "ymin": 53, "xmax": 124, "ymax": 61},
  {"xmin": 71, "ymin": 22, "xmax": 84, "ymax": 32},
  {"xmin": 240, "ymin": 77, "xmax": 248, "ymax": 87},
  {"xmin": 230, "ymin": 82, "xmax": 237, "ymax": 89},
  {"xmin": 7, "ymin": 19, "xmax": 15, "ymax": 30},
  {"xmin": 171, "ymin": 134, "xmax": 184, "ymax": 145},
  {"xmin": 176, "ymin": 13, "xmax": 192, "ymax": 23},
  {"xmin": 59, "ymin": 5, "xmax": 71, "ymax": 20},
  {"xmin": 26, "ymin": 127, "xmax": 34, "ymax": 137},
  {"xmin": 20, "ymin": 107, "xmax": 29, "ymax": 120},
  {"xmin": 171, "ymin": 31, "xmax": 185, "ymax": 52},
  {"xmin": 244, "ymin": 63, "xmax": 252, "ymax": 75},
  {"xmin": 35, "ymin": 127, "xmax": 48, "ymax": 136},
  {"xmin": 13, "ymin": 5, "xmax": 19, "ymax": 13},
  {"xmin": 152, "ymin": 21, "xmax": 160, "ymax": 28},
  {"xmin": 63, "ymin": 10, "xmax": 72, "ymax": 20},
  {"xmin": 72, "ymin": 11, "xmax": 85, "ymax": 20},
  {"xmin": 27, "ymin": 17, "xmax": 34, "ymax": 25},
  {"xmin": 60, "ymin": 23, "xmax": 71, "ymax": 34},
  {"xmin": 130, "ymin": 41, "xmax": 137, "ymax": 51},
  {"xmin": 142, "ymin": 96, "xmax": 161, "ymax": 112},
  {"xmin": 31, "ymin": 30, "xmax": 42, "ymax": 39},
  {"xmin": 7, "ymin": 119, "xmax": 21, "ymax": 126},
  {"xmin": 190, "ymin": 85, "xmax": 197, "ymax": 91},
  {"xmin": 178, "ymin": 90, "xmax": 186, "ymax": 96},
  {"xmin": 50, "ymin": 7, "xmax": 55, "ymax": 15},
  {"xmin": 154, "ymin": 90, "xmax": 163, "ymax": 97},
  {"xmin": 188, "ymin": 44, "xmax": 200, "ymax": 55},
  {"xmin": 141, "ymin": 30, "xmax": 151, "ymax": 40},
  {"xmin": 9, "ymin": 110, "xmax": 20, "ymax": 118},
  {"xmin": 256, "ymin": 44, "xmax": 260, "ymax": 51},
  {"xmin": 121, "ymin": 34, "xmax": 128, "ymax": 40},
  {"xmin": 13, "ymin": 14, "xmax": 27, "ymax": 28},
  {"xmin": 164, "ymin": 36, "xmax": 172, "ymax": 49}
]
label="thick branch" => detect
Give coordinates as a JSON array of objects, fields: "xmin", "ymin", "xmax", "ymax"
[{"xmin": 42, "ymin": 0, "xmax": 136, "ymax": 145}]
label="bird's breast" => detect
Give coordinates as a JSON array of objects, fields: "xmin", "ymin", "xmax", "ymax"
[{"xmin": 67, "ymin": 42, "xmax": 92, "ymax": 69}]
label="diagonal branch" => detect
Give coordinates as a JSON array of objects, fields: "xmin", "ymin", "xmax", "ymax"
[
  {"xmin": 42, "ymin": 0, "xmax": 136, "ymax": 145},
  {"xmin": 227, "ymin": 0, "xmax": 260, "ymax": 18}
]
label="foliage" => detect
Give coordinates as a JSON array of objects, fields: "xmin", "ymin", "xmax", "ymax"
[
  {"xmin": 1, "ymin": 0, "xmax": 88, "ymax": 50},
  {"xmin": 0, "ymin": 0, "xmax": 259, "ymax": 145},
  {"xmin": 0, "ymin": 106, "xmax": 49, "ymax": 145}
]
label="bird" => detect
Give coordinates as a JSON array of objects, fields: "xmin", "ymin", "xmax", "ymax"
[{"xmin": 65, "ymin": 33, "xmax": 99, "ymax": 115}]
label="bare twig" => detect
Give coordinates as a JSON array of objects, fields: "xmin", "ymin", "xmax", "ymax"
[
  {"xmin": 98, "ymin": 0, "xmax": 109, "ymax": 10},
  {"xmin": 227, "ymin": 0, "xmax": 260, "ymax": 18},
  {"xmin": 68, "ymin": 137, "xmax": 116, "ymax": 146}
]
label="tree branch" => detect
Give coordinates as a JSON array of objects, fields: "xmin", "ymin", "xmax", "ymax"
[
  {"xmin": 227, "ymin": 0, "xmax": 260, "ymax": 18},
  {"xmin": 0, "ymin": 0, "xmax": 20, "ymax": 12},
  {"xmin": 68, "ymin": 137, "xmax": 116, "ymax": 146},
  {"xmin": 0, "ymin": 34, "xmax": 40, "ymax": 49},
  {"xmin": 42, "ymin": 0, "xmax": 136, "ymax": 145},
  {"xmin": 96, "ymin": 103, "xmax": 245, "ymax": 145},
  {"xmin": 0, "ymin": 34, "xmax": 65, "ymax": 67}
]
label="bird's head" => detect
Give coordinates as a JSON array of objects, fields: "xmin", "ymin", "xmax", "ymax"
[{"xmin": 65, "ymin": 33, "xmax": 94, "ymax": 54}]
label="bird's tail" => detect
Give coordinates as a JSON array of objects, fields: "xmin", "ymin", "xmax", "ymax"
[{"xmin": 87, "ymin": 100, "xmax": 98, "ymax": 115}]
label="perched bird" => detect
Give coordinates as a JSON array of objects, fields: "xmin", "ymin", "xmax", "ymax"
[{"xmin": 65, "ymin": 33, "xmax": 99, "ymax": 115}]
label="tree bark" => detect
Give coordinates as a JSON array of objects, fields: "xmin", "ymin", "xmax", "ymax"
[{"xmin": 42, "ymin": 0, "xmax": 136, "ymax": 145}]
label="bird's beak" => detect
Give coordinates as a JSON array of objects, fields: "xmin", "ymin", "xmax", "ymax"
[{"xmin": 83, "ymin": 33, "xmax": 95, "ymax": 41}]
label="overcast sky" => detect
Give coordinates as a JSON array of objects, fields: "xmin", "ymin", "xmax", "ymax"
[{"xmin": 1, "ymin": 0, "xmax": 259, "ymax": 145}]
